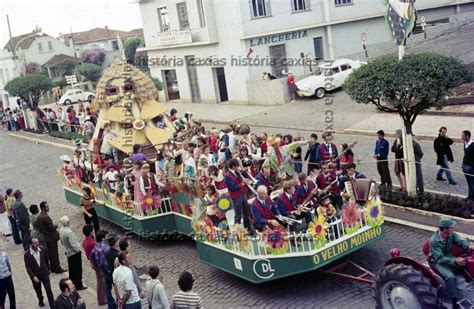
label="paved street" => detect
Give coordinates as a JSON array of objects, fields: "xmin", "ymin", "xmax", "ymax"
[{"xmin": 0, "ymin": 129, "xmax": 450, "ymax": 309}]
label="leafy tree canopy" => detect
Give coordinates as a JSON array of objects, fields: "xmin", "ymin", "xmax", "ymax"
[
  {"xmin": 4, "ymin": 74, "xmax": 53, "ymax": 109},
  {"xmin": 124, "ymin": 37, "xmax": 143, "ymax": 65},
  {"xmin": 344, "ymin": 53, "xmax": 470, "ymax": 133},
  {"xmin": 78, "ymin": 63, "xmax": 103, "ymax": 83}
]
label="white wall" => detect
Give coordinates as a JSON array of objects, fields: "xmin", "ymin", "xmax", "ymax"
[
  {"xmin": 22, "ymin": 36, "xmax": 74, "ymax": 66},
  {"xmin": 0, "ymin": 49, "xmax": 20, "ymax": 109}
]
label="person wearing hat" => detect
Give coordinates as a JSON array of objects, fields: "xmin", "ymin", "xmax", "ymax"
[
  {"xmin": 429, "ymin": 218, "xmax": 474, "ymax": 306},
  {"xmin": 83, "ymin": 115, "xmax": 95, "ymax": 143},
  {"xmin": 61, "ymin": 155, "xmax": 74, "ymax": 179},
  {"xmin": 373, "ymin": 130, "xmax": 392, "ymax": 189}
]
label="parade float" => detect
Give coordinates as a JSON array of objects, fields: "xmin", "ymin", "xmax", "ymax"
[{"xmin": 59, "ymin": 60, "xmax": 385, "ymax": 284}]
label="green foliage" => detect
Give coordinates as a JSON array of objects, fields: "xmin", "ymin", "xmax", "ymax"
[
  {"xmin": 55, "ymin": 60, "xmax": 76, "ymax": 77},
  {"xmin": 124, "ymin": 37, "xmax": 142, "ymax": 65},
  {"xmin": 4, "ymin": 74, "xmax": 53, "ymax": 109},
  {"xmin": 53, "ymin": 77, "xmax": 67, "ymax": 89},
  {"xmin": 50, "ymin": 130, "xmax": 86, "ymax": 142},
  {"xmin": 150, "ymin": 76, "xmax": 164, "ymax": 91},
  {"xmin": 78, "ymin": 63, "xmax": 103, "ymax": 83},
  {"xmin": 345, "ymin": 53, "xmax": 470, "ymax": 133}
]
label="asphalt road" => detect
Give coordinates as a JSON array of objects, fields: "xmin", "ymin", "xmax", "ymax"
[{"xmin": 0, "ymin": 130, "xmax": 441, "ymax": 309}]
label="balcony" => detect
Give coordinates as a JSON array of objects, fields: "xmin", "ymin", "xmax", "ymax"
[{"xmin": 156, "ymin": 29, "xmax": 192, "ymax": 46}]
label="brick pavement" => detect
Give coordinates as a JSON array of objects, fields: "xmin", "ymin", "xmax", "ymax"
[{"xmin": 0, "ymin": 130, "xmax": 443, "ymax": 308}]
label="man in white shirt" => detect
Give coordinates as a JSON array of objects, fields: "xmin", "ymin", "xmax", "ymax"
[
  {"xmin": 103, "ymin": 164, "xmax": 119, "ymax": 192},
  {"xmin": 113, "ymin": 252, "xmax": 141, "ymax": 308},
  {"xmin": 100, "ymin": 123, "xmax": 119, "ymax": 162}
]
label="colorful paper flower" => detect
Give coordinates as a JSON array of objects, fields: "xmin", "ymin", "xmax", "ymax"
[
  {"xmin": 88, "ymin": 183, "xmax": 97, "ymax": 199},
  {"xmin": 141, "ymin": 194, "xmax": 160, "ymax": 214},
  {"xmin": 75, "ymin": 175, "xmax": 83, "ymax": 189},
  {"xmin": 218, "ymin": 221, "xmax": 231, "ymax": 246},
  {"xmin": 308, "ymin": 216, "xmax": 328, "ymax": 249},
  {"xmin": 202, "ymin": 218, "xmax": 215, "ymax": 241},
  {"xmin": 342, "ymin": 202, "xmax": 360, "ymax": 228},
  {"xmin": 262, "ymin": 225, "xmax": 288, "ymax": 255},
  {"xmin": 365, "ymin": 198, "xmax": 384, "ymax": 227},
  {"xmin": 216, "ymin": 195, "xmax": 233, "ymax": 212},
  {"xmin": 231, "ymin": 224, "xmax": 251, "ymax": 253}
]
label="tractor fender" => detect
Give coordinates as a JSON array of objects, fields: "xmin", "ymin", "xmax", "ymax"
[{"xmin": 384, "ymin": 256, "xmax": 445, "ymax": 289}]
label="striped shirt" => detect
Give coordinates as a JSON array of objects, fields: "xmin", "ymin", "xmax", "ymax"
[{"xmin": 170, "ymin": 291, "xmax": 203, "ymax": 309}]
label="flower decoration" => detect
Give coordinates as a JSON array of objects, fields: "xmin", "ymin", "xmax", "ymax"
[
  {"xmin": 75, "ymin": 175, "xmax": 83, "ymax": 189},
  {"xmin": 262, "ymin": 225, "xmax": 288, "ymax": 255},
  {"xmin": 218, "ymin": 221, "xmax": 231, "ymax": 247},
  {"xmin": 342, "ymin": 202, "xmax": 361, "ymax": 234},
  {"xmin": 231, "ymin": 224, "xmax": 251, "ymax": 253},
  {"xmin": 115, "ymin": 194, "xmax": 123, "ymax": 209},
  {"xmin": 88, "ymin": 183, "xmax": 97, "ymax": 199},
  {"xmin": 365, "ymin": 197, "xmax": 384, "ymax": 227},
  {"xmin": 216, "ymin": 195, "xmax": 233, "ymax": 212},
  {"xmin": 102, "ymin": 185, "xmax": 112, "ymax": 205},
  {"xmin": 58, "ymin": 170, "xmax": 65, "ymax": 182},
  {"xmin": 141, "ymin": 193, "xmax": 160, "ymax": 214},
  {"xmin": 203, "ymin": 218, "xmax": 216, "ymax": 241},
  {"xmin": 66, "ymin": 177, "xmax": 73, "ymax": 188},
  {"xmin": 308, "ymin": 216, "xmax": 327, "ymax": 249}
]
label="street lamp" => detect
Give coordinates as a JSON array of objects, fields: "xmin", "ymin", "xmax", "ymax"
[{"xmin": 12, "ymin": 32, "xmax": 43, "ymax": 77}]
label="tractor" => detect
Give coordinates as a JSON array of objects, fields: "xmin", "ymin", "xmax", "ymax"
[{"xmin": 374, "ymin": 242, "xmax": 474, "ymax": 308}]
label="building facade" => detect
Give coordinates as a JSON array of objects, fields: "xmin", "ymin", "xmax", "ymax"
[
  {"xmin": 0, "ymin": 49, "xmax": 18, "ymax": 110},
  {"xmin": 137, "ymin": 0, "xmax": 474, "ymax": 105}
]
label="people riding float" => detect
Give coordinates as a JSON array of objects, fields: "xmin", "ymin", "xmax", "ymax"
[
  {"xmin": 266, "ymin": 135, "xmax": 308, "ymax": 181},
  {"xmin": 140, "ymin": 163, "xmax": 164, "ymax": 198},
  {"xmin": 339, "ymin": 163, "xmax": 367, "ymax": 201},
  {"xmin": 316, "ymin": 193, "xmax": 339, "ymax": 239},
  {"xmin": 204, "ymin": 185, "xmax": 224, "ymax": 226},
  {"xmin": 73, "ymin": 148, "xmax": 87, "ymax": 182},
  {"xmin": 316, "ymin": 161, "xmax": 342, "ymax": 209},
  {"xmin": 296, "ymin": 172, "xmax": 319, "ymax": 206},
  {"xmin": 251, "ymin": 185, "xmax": 282, "ymax": 232},
  {"xmin": 102, "ymin": 164, "xmax": 119, "ymax": 193},
  {"xmin": 316, "ymin": 132, "xmax": 339, "ymax": 168},
  {"xmin": 224, "ymin": 158, "xmax": 253, "ymax": 230},
  {"xmin": 428, "ymin": 218, "xmax": 474, "ymax": 308},
  {"xmin": 255, "ymin": 163, "xmax": 273, "ymax": 192},
  {"xmin": 100, "ymin": 123, "xmax": 119, "ymax": 163},
  {"xmin": 276, "ymin": 180, "xmax": 311, "ymax": 229},
  {"xmin": 208, "ymin": 163, "xmax": 228, "ymax": 196}
]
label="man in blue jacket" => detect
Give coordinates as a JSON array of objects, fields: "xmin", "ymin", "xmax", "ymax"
[{"xmin": 374, "ymin": 130, "xmax": 392, "ymax": 189}]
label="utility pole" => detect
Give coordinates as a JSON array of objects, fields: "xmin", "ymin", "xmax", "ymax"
[{"xmin": 70, "ymin": 26, "xmax": 80, "ymax": 84}]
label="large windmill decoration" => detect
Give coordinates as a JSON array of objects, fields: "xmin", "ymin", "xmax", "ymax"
[
  {"xmin": 90, "ymin": 60, "xmax": 175, "ymax": 154},
  {"xmin": 384, "ymin": 0, "xmax": 417, "ymax": 46}
]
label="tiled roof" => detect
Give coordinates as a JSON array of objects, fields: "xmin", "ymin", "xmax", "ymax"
[
  {"xmin": 64, "ymin": 27, "xmax": 143, "ymax": 46},
  {"xmin": 42, "ymin": 54, "xmax": 77, "ymax": 68},
  {"xmin": 3, "ymin": 32, "xmax": 51, "ymax": 51}
]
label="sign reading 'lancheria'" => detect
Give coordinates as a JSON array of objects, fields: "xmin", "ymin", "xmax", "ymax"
[{"xmin": 250, "ymin": 30, "xmax": 308, "ymax": 47}]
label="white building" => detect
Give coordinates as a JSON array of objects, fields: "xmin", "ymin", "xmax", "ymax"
[
  {"xmin": 60, "ymin": 27, "xmax": 144, "ymax": 67},
  {"xmin": 131, "ymin": 1, "xmax": 474, "ymax": 104},
  {"xmin": 0, "ymin": 49, "xmax": 18, "ymax": 110}
]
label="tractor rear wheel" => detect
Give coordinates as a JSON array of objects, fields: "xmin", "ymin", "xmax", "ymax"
[{"xmin": 374, "ymin": 263, "xmax": 442, "ymax": 309}]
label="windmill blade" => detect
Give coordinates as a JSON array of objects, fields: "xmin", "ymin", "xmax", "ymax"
[
  {"xmin": 108, "ymin": 129, "xmax": 148, "ymax": 154},
  {"xmin": 144, "ymin": 125, "xmax": 174, "ymax": 150},
  {"xmin": 141, "ymin": 100, "xmax": 168, "ymax": 121},
  {"xmin": 103, "ymin": 104, "xmax": 131, "ymax": 123}
]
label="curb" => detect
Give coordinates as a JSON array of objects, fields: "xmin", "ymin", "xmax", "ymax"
[
  {"xmin": 8, "ymin": 133, "xmax": 76, "ymax": 152},
  {"xmin": 383, "ymin": 202, "xmax": 474, "ymax": 224}
]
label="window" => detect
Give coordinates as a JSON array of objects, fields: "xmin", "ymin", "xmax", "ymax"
[
  {"xmin": 157, "ymin": 7, "xmax": 170, "ymax": 32},
  {"xmin": 340, "ymin": 64, "xmax": 352, "ymax": 71},
  {"xmin": 48, "ymin": 41, "xmax": 53, "ymax": 51},
  {"xmin": 197, "ymin": 0, "xmax": 206, "ymax": 27},
  {"xmin": 75, "ymin": 90, "xmax": 82, "ymax": 95},
  {"xmin": 251, "ymin": 0, "xmax": 270, "ymax": 18},
  {"xmin": 313, "ymin": 37, "xmax": 324, "ymax": 60},
  {"xmin": 106, "ymin": 87, "xmax": 118, "ymax": 96},
  {"xmin": 38, "ymin": 42, "xmax": 43, "ymax": 52},
  {"xmin": 124, "ymin": 82, "xmax": 134, "ymax": 92},
  {"xmin": 335, "ymin": 0, "xmax": 352, "ymax": 6},
  {"xmin": 111, "ymin": 40, "xmax": 119, "ymax": 50},
  {"xmin": 292, "ymin": 0, "xmax": 308, "ymax": 12},
  {"xmin": 177, "ymin": 2, "xmax": 190, "ymax": 30},
  {"xmin": 269, "ymin": 44, "xmax": 287, "ymax": 78}
]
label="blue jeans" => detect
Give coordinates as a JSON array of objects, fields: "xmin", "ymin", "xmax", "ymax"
[
  {"xmin": 462, "ymin": 164, "xmax": 474, "ymax": 199},
  {"xmin": 436, "ymin": 155, "xmax": 454, "ymax": 181}
]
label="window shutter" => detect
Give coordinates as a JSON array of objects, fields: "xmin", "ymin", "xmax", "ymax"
[{"xmin": 313, "ymin": 37, "xmax": 324, "ymax": 60}]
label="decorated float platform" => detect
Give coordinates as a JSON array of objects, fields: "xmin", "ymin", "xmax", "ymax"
[{"xmin": 62, "ymin": 177, "xmax": 384, "ymax": 284}]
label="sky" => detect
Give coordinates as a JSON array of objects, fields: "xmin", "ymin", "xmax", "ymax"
[{"xmin": 0, "ymin": 0, "xmax": 143, "ymax": 47}]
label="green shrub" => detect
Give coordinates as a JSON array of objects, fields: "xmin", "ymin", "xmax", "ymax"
[{"xmin": 49, "ymin": 130, "xmax": 86, "ymax": 142}]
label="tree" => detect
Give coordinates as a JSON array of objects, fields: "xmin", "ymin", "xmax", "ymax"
[
  {"xmin": 124, "ymin": 37, "xmax": 142, "ymax": 65},
  {"xmin": 78, "ymin": 63, "xmax": 103, "ymax": 82},
  {"xmin": 25, "ymin": 62, "xmax": 41, "ymax": 75},
  {"xmin": 344, "ymin": 53, "xmax": 470, "ymax": 134},
  {"xmin": 55, "ymin": 60, "xmax": 76, "ymax": 77},
  {"xmin": 5, "ymin": 74, "xmax": 53, "ymax": 109},
  {"xmin": 53, "ymin": 77, "xmax": 67, "ymax": 89},
  {"xmin": 345, "ymin": 53, "xmax": 470, "ymax": 197},
  {"xmin": 150, "ymin": 76, "xmax": 164, "ymax": 91},
  {"xmin": 81, "ymin": 48, "xmax": 106, "ymax": 66}
]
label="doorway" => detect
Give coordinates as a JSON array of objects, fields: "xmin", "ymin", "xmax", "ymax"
[
  {"xmin": 214, "ymin": 67, "xmax": 228, "ymax": 103},
  {"xmin": 163, "ymin": 70, "xmax": 180, "ymax": 101},
  {"xmin": 185, "ymin": 56, "xmax": 201, "ymax": 103}
]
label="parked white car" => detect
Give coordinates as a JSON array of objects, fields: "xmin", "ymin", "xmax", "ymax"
[
  {"xmin": 296, "ymin": 59, "xmax": 366, "ymax": 98},
  {"xmin": 58, "ymin": 89, "xmax": 95, "ymax": 105}
]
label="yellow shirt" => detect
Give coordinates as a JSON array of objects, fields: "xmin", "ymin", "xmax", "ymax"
[{"xmin": 5, "ymin": 197, "xmax": 15, "ymax": 217}]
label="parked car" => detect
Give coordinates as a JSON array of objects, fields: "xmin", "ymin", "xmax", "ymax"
[
  {"xmin": 296, "ymin": 59, "xmax": 366, "ymax": 98},
  {"xmin": 58, "ymin": 89, "xmax": 95, "ymax": 105}
]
